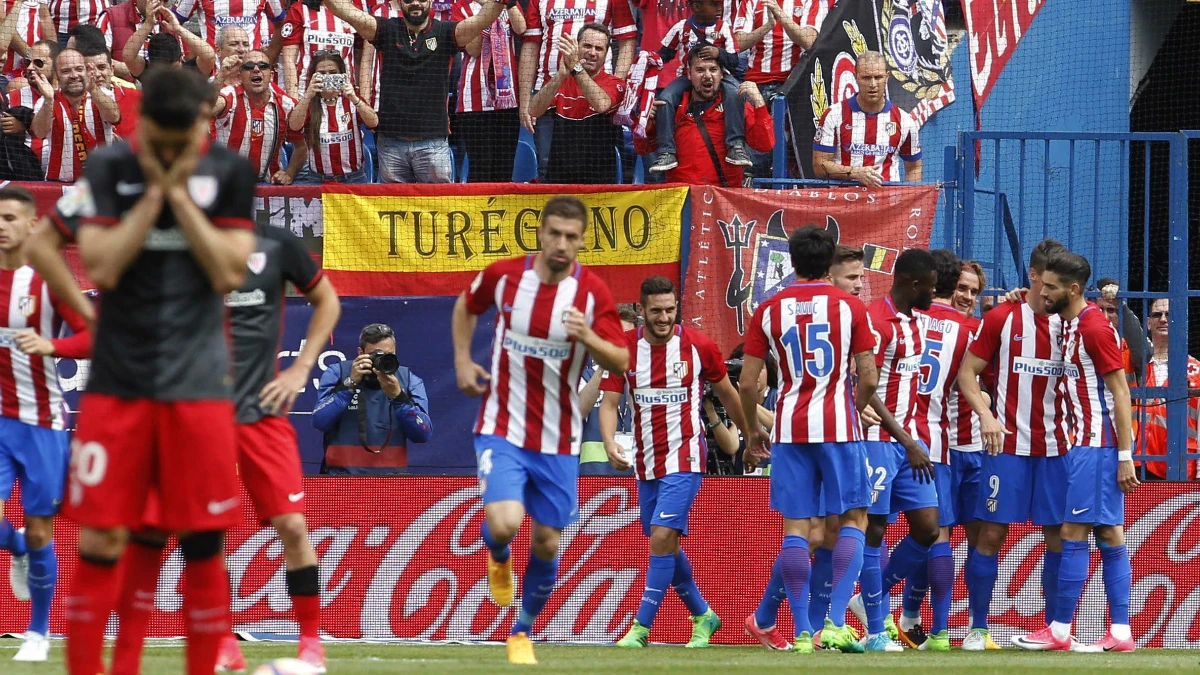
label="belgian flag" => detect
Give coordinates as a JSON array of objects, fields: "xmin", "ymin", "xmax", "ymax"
[{"xmin": 862, "ymin": 243, "xmax": 899, "ymax": 274}]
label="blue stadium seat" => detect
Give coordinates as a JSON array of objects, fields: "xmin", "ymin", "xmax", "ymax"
[
  {"xmin": 633, "ymin": 155, "xmax": 645, "ymax": 185},
  {"xmin": 459, "ymin": 153, "xmax": 470, "ymax": 183},
  {"xmin": 513, "ymin": 140, "xmax": 538, "ymax": 182},
  {"xmin": 614, "ymin": 145, "xmax": 623, "ymax": 184},
  {"xmin": 360, "ymin": 126, "xmax": 378, "ymax": 183},
  {"xmin": 448, "ymin": 146, "xmax": 457, "ymax": 183}
]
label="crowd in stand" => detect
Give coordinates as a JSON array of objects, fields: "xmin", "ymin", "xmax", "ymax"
[{"xmin": 0, "ymin": 0, "xmax": 846, "ymax": 185}]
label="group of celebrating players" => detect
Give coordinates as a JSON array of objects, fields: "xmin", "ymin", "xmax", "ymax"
[{"xmin": 454, "ymin": 196, "xmax": 1139, "ymax": 663}]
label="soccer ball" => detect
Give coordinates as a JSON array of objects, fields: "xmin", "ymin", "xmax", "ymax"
[{"xmin": 251, "ymin": 659, "xmax": 319, "ymax": 675}]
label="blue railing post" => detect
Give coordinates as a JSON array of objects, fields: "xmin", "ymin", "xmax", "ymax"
[
  {"xmin": 772, "ymin": 96, "xmax": 787, "ymax": 180},
  {"xmin": 1165, "ymin": 133, "xmax": 1190, "ymax": 481},
  {"xmin": 942, "ymin": 145, "xmax": 957, "ymax": 250},
  {"xmin": 958, "ymin": 131, "xmax": 976, "ymax": 261}
]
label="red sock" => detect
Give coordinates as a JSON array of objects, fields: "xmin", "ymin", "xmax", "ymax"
[
  {"xmin": 110, "ymin": 541, "xmax": 165, "ymax": 675},
  {"xmin": 292, "ymin": 593, "xmax": 320, "ymax": 639},
  {"xmin": 183, "ymin": 555, "xmax": 232, "ymax": 675},
  {"xmin": 66, "ymin": 556, "xmax": 120, "ymax": 675}
]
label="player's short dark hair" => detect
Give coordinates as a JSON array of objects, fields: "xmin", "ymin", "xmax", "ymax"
[
  {"xmin": 789, "ymin": 225, "xmax": 836, "ymax": 281},
  {"xmin": 75, "ymin": 40, "xmax": 110, "ymax": 60},
  {"xmin": 140, "ymin": 67, "xmax": 213, "ymax": 130},
  {"xmin": 1029, "ymin": 238, "xmax": 1066, "ymax": 273},
  {"xmin": 832, "ymin": 245, "xmax": 864, "ymax": 265},
  {"xmin": 0, "ymin": 185, "xmax": 35, "ymax": 208},
  {"xmin": 33, "ymin": 39, "xmax": 61, "ymax": 60},
  {"xmin": 147, "ymin": 33, "xmax": 184, "ymax": 66},
  {"xmin": 576, "ymin": 22, "xmax": 611, "ymax": 47},
  {"xmin": 640, "ymin": 276, "xmax": 677, "ymax": 304},
  {"xmin": 1044, "ymin": 251, "xmax": 1091, "ymax": 288},
  {"xmin": 931, "ymin": 249, "xmax": 962, "ymax": 298},
  {"xmin": 541, "ymin": 196, "xmax": 588, "ymax": 231},
  {"xmin": 616, "ymin": 303, "xmax": 640, "ymax": 326},
  {"xmin": 359, "ymin": 323, "xmax": 395, "ymax": 350},
  {"xmin": 894, "ymin": 248, "xmax": 936, "ymax": 281},
  {"xmin": 68, "ymin": 25, "xmax": 107, "ymax": 54}
]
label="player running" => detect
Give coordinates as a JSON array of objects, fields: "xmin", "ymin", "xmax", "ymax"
[
  {"xmin": 846, "ymin": 249, "xmax": 939, "ymax": 653},
  {"xmin": 605, "ymin": 276, "xmax": 750, "ymax": 649},
  {"xmin": 1014, "ymin": 250, "xmax": 1138, "ymax": 652},
  {"xmin": 62, "ymin": 68, "xmax": 258, "ymax": 675},
  {"xmin": 0, "ymin": 186, "xmax": 92, "ymax": 662},
  {"xmin": 452, "ymin": 196, "xmax": 629, "ymax": 665},
  {"xmin": 957, "ymin": 239, "xmax": 1072, "ymax": 649},
  {"xmin": 741, "ymin": 225, "xmax": 878, "ymax": 654}
]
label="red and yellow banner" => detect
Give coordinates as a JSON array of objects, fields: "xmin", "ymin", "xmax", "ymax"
[
  {"xmin": 321, "ymin": 183, "xmax": 688, "ymax": 301},
  {"xmin": 686, "ymin": 185, "xmax": 940, "ymax": 357}
]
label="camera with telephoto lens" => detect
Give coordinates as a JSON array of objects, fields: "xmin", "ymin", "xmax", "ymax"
[{"xmin": 369, "ymin": 349, "xmax": 400, "ymax": 376}]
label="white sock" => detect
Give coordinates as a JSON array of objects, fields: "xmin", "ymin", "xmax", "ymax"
[
  {"xmin": 899, "ymin": 614, "xmax": 920, "ymax": 631},
  {"xmin": 1111, "ymin": 624, "xmax": 1131, "ymax": 641},
  {"xmin": 1050, "ymin": 621, "xmax": 1072, "ymax": 641}
]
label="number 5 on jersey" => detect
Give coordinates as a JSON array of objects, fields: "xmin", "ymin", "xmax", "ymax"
[{"xmin": 781, "ymin": 323, "xmax": 834, "ymax": 381}]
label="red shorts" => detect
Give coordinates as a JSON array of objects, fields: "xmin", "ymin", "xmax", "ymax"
[
  {"xmin": 62, "ymin": 393, "xmax": 241, "ymax": 532},
  {"xmin": 237, "ymin": 415, "xmax": 305, "ymax": 522}
]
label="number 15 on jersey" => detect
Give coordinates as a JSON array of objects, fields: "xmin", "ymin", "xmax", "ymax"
[{"xmin": 781, "ymin": 323, "xmax": 834, "ymax": 381}]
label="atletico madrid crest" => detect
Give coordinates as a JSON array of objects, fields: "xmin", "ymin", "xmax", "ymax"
[
  {"xmin": 426, "ymin": 37, "xmax": 437, "ymax": 50},
  {"xmin": 247, "ymin": 252, "xmax": 267, "ymax": 275},
  {"xmin": 18, "ymin": 295, "xmax": 35, "ymax": 317},
  {"xmin": 672, "ymin": 361, "xmax": 688, "ymax": 380}
]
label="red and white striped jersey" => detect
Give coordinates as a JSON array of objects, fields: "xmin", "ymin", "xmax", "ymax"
[
  {"xmin": 32, "ymin": 91, "xmax": 115, "ymax": 183},
  {"xmin": 1061, "ymin": 304, "xmax": 1124, "ymax": 449},
  {"xmin": 174, "ymin": 0, "xmax": 286, "ymax": 50},
  {"xmin": 523, "ymin": 0, "xmax": 637, "ymax": 90},
  {"xmin": 865, "ymin": 295, "xmax": 925, "ymax": 443},
  {"xmin": 465, "ymin": 255, "xmax": 624, "ymax": 455},
  {"xmin": 280, "ymin": 2, "xmax": 357, "ymax": 98},
  {"xmin": 305, "ymin": 95, "xmax": 365, "ymax": 177},
  {"xmin": 969, "ymin": 301, "xmax": 1071, "ymax": 457},
  {"xmin": 3, "ymin": 0, "xmax": 47, "ymax": 78},
  {"xmin": 367, "ymin": 1, "xmax": 401, "ymax": 110},
  {"xmin": 212, "ymin": 84, "xmax": 299, "ymax": 180},
  {"xmin": 660, "ymin": 18, "xmax": 736, "ymax": 78},
  {"xmin": 50, "ymin": 0, "xmax": 108, "ymax": 35},
  {"xmin": 0, "ymin": 266, "xmax": 90, "ymax": 430},
  {"xmin": 744, "ymin": 281, "xmax": 876, "ymax": 444},
  {"xmin": 946, "ymin": 315, "xmax": 983, "ymax": 451},
  {"xmin": 912, "ymin": 301, "xmax": 974, "ymax": 463},
  {"xmin": 735, "ymin": 0, "xmax": 831, "ymax": 84},
  {"xmin": 453, "ymin": 0, "xmax": 518, "ymax": 113},
  {"xmin": 814, "ymin": 96, "xmax": 922, "ymax": 182},
  {"xmin": 7, "ymin": 87, "xmax": 44, "ymax": 152},
  {"xmin": 599, "ymin": 325, "xmax": 727, "ymax": 479}
]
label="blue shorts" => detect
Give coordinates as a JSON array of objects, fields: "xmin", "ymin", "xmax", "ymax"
[
  {"xmin": 938, "ymin": 449, "xmax": 984, "ymax": 527},
  {"xmin": 890, "ymin": 440, "xmax": 939, "ymax": 514},
  {"xmin": 975, "ymin": 452, "xmax": 1067, "ymax": 525},
  {"xmin": 474, "ymin": 434, "xmax": 579, "ymax": 529},
  {"xmin": 0, "ymin": 416, "xmax": 70, "ymax": 517},
  {"xmin": 1063, "ymin": 447, "xmax": 1125, "ymax": 526},
  {"xmin": 770, "ymin": 442, "xmax": 869, "ymax": 520},
  {"xmin": 863, "ymin": 441, "xmax": 899, "ymax": 516},
  {"xmin": 638, "ymin": 472, "xmax": 702, "ymax": 536}
]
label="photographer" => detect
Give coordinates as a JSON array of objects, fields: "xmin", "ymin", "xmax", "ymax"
[
  {"xmin": 704, "ymin": 345, "xmax": 777, "ymax": 475},
  {"xmin": 313, "ymin": 323, "xmax": 432, "ymax": 475}
]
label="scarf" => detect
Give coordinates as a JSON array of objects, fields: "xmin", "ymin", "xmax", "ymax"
[
  {"xmin": 65, "ymin": 93, "xmax": 97, "ymax": 170},
  {"xmin": 480, "ymin": 15, "xmax": 516, "ymax": 110},
  {"xmin": 616, "ymin": 51, "xmax": 663, "ymax": 139}
]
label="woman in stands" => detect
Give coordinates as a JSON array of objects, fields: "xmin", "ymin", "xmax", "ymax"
[{"xmin": 288, "ymin": 51, "xmax": 378, "ymax": 183}]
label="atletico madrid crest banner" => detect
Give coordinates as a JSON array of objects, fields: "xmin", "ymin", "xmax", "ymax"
[{"xmin": 685, "ymin": 184, "xmax": 939, "ymax": 357}]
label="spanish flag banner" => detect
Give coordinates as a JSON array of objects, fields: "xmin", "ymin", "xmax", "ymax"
[{"xmin": 321, "ymin": 183, "xmax": 688, "ymax": 301}]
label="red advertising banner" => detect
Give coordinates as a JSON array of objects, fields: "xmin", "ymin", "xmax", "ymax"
[
  {"xmin": 1, "ymin": 478, "xmax": 1197, "ymax": 646},
  {"xmin": 685, "ymin": 185, "xmax": 940, "ymax": 358}
]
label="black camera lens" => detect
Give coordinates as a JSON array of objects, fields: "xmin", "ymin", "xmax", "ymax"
[{"xmin": 370, "ymin": 350, "xmax": 400, "ymax": 375}]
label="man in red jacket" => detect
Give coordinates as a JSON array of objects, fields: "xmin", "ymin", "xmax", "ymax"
[{"xmin": 635, "ymin": 45, "xmax": 774, "ymax": 186}]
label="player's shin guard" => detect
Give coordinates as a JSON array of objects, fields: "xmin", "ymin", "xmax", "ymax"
[
  {"xmin": 860, "ymin": 546, "xmax": 886, "ymax": 635},
  {"xmin": 928, "ymin": 542, "xmax": 953, "ymax": 635},
  {"xmin": 26, "ymin": 542, "xmax": 56, "ymax": 637},
  {"xmin": 111, "ymin": 540, "xmax": 166, "ymax": 675},
  {"xmin": 672, "ymin": 550, "xmax": 709, "ymax": 616},
  {"xmin": 829, "ymin": 527, "xmax": 865, "ymax": 628},
  {"xmin": 513, "ymin": 554, "xmax": 557, "ymax": 635},
  {"xmin": 66, "ymin": 554, "xmax": 120, "ymax": 675},
  {"xmin": 882, "ymin": 535, "xmax": 930, "ymax": 593},
  {"xmin": 287, "ymin": 565, "xmax": 321, "ymax": 639},
  {"xmin": 0, "ymin": 518, "xmax": 26, "ymax": 555},
  {"xmin": 180, "ymin": 533, "xmax": 232, "ymax": 675},
  {"xmin": 1042, "ymin": 549, "xmax": 1062, "ymax": 624},
  {"xmin": 965, "ymin": 550, "xmax": 997, "ymax": 630},
  {"xmin": 778, "ymin": 535, "xmax": 812, "ymax": 636},
  {"xmin": 754, "ymin": 555, "xmax": 789, "ymax": 629},
  {"xmin": 1052, "ymin": 539, "xmax": 1089, "ymax": 640},
  {"xmin": 807, "ymin": 547, "xmax": 833, "ymax": 630},
  {"xmin": 635, "ymin": 554, "xmax": 675, "ymax": 628},
  {"xmin": 481, "ymin": 521, "xmax": 511, "ymax": 563}
]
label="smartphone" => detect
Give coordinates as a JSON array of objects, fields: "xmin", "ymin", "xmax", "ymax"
[{"xmin": 322, "ymin": 74, "xmax": 345, "ymax": 91}]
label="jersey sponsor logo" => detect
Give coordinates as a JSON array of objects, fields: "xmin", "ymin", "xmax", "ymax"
[
  {"xmin": 17, "ymin": 295, "xmax": 36, "ymax": 317},
  {"xmin": 0, "ymin": 327, "xmax": 19, "ymax": 349},
  {"xmin": 188, "ymin": 175, "xmax": 219, "ymax": 209},
  {"xmin": 502, "ymin": 330, "xmax": 572, "ymax": 361},
  {"xmin": 321, "ymin": 130, "xmax": 354, "ymax": 144},
  {"xmin": 143, "ymin": 227, "xmax": 190, "ymax": 251},
  {"xmin": 215, "ymin": 15, "xmax": 260, "ymax": 26},
  {"xmin": 547, "ymin": 7, "xmax": 594, "ymax": 20},
  {"xmin": 632, "ymin": 387, "xmax": 689, "ymax": 406},
  {"xmin": 225, "ymin": 288, "xmax": 267, "ymax": 307},
  {"xmin": 1011, "ymin": 356, "xmax": 1075, "ymax": 378},
  {"xmin": 894, "ymin": 354, "xmax": 922, "ymax": 374},
  {"xmin": 247, "ymin": 252, "xmax": 267, "ymax": 275},
  {"xmin": 847, "ymin": 142, "xmax": 898, "ymax": 156},
  {"xmin": 306, "ymin": 31, "xmax": 354, "ymax": 48}
]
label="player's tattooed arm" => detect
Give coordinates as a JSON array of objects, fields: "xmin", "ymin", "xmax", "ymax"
[
  {"xmin": 853, "ymin": 351, "xmax": 878, "ymax": 412},
  {"xmin": 1103, "ymin": 368, "xmax": 1140, "ymax": 493}
]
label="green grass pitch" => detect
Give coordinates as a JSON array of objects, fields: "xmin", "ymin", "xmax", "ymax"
[{"xmin": 2, "ymin": 641, "xmax": 1198, "ymax": 674}]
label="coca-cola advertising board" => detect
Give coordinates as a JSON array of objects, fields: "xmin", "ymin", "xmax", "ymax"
[{"xmin": 1, "ymin": 479, "xmax": 1197, "ymax": 646}]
